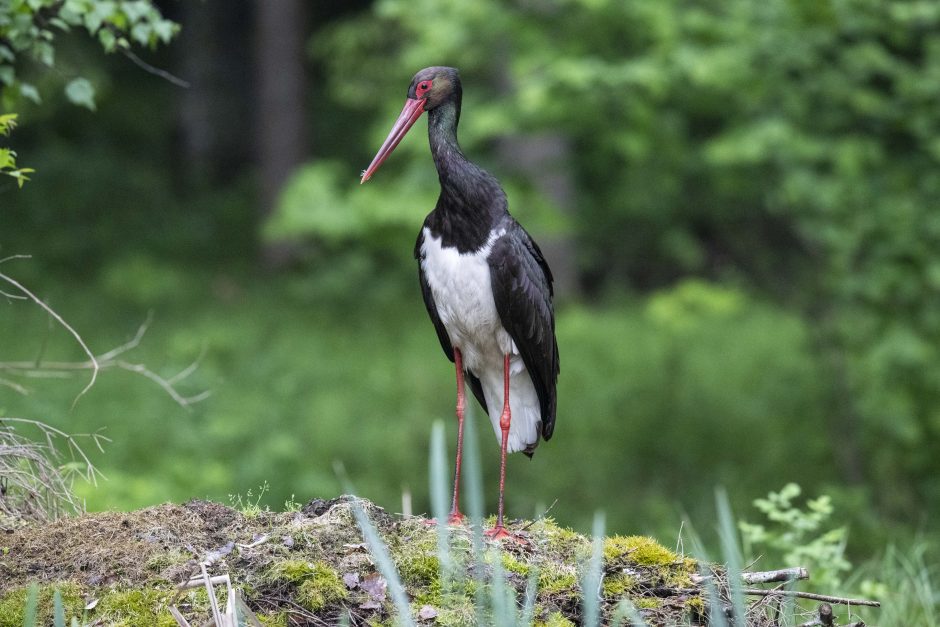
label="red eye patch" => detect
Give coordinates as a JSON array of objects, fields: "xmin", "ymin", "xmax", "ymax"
[{"xmin": 416, "ymin": 80, "xmax": 433, "ymax": 98}]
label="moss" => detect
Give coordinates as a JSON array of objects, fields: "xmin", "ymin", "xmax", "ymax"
[
  {"xmin": 685, "ymin": 595, "xmax": 706, "ymax": 616},
  {"xmin": 434, "ymin": 591, "xmax": 477, "ymax": 627},
  {"xmin": 258, "ymin": 611, "xmax": 289, "ymax": 626},
  {"xmin": 265, "ymin": 561, "xmax": 347, "ymax": 612},
  {"xmin": 535, "ymin": 611, "xmax": 576, "ymax": 626},
  {"xmin": 602, "ymin": 572, "xmax": 636, "ymax": 598},
  {"xmin": 399, "ymin": 553, "xmax": 440, "ymax": 586},
  {"xmin": 530, "ymin": 518, "xmax": 590, "ymax": 561},
  {"xmin": 94, "ymin": 588, "xmax": 181, "ymax": 626},
  {"xmin": 603, "ymin": 535, "xmax": 678, "ymax": 566},
  {"xmin": 0, "ymin": 582, "xmax": 85, "ymax": 627},
  {"xmin": 296, "ymin": 573, "xmax": 347, "ymax": 612},
  {"xmin": 537, "ymin": 571, "xmax": 577, "ymax": 595},
  {"xmin": 264, "ymin": 559, "xmax": 319, "ymax": 584},
  {"xmin": 634, "ymin": 597, "xmax": 663, "ymax": 610},
  {"xmin": 500, "ymin": 552, "xmax": 531, "ymax": 577},
  {"xmin": 145, "ymin": 548, "xmax": 190, "ymax": 572}
]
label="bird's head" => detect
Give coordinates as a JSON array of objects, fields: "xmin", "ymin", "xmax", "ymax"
[{"xmin": 360, "ymin": 66, "xmax": 461, "ymax": 184}]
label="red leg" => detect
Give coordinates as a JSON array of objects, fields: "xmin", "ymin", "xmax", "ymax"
[
  {"xmin": 484, "ymin": 354, "xmax": 512, "ymax": 540},
  {"xmin": 448, "ymin": 348, "xmax": 466, "ymax": 525}
]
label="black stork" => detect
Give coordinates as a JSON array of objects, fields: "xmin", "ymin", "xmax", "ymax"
[{"xmin": 361, "ymin": 67, "xmax": 559, "ymax": 540}]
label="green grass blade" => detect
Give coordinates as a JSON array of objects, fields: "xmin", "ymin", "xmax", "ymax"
[
  {"xmin": 610, "ymin": 598, "xmax": 649, "ymax": 627},
  {"xmin": 489, "ymin": 550, "xmax": 513, "ymax": 627},
  {"xmin": 715, "ymin": 488, "xmax": 746, "ymax": 627},
  {"xmin": 461, "ymin": 407, "xmax": 489, "ymax": 624},
  {"xmin": 350, "ymin": 499, "xmax": 416, "ymax": 627},
  {"xmin": 429, "ymin": 421, "xmax": 452, "ymax": 576},
  {"xmin": 52, "ymin": 589, "xmax": 65, "ymax": 627},
  {"xmin": 335, "ymin": 461, "xmax": 415, "ymax": 627},
  {"xmin": 581, "ymin": 511, "xmax": 605, "ymax": 627},
  {"xmin": 684, "ymin": 516, "xmax": 729, "ymax": 627},
  {"xmin": 22, "ymin": 583, "xmax": 39, "ymax": 627},
  {"xmin": 520, "ymin": 566, "xmax": 539, "ymax": 626}
]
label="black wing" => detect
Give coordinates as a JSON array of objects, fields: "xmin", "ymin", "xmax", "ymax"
[
  {"xmin": 488, "ymin": 220, "xmax": 559, "ymax": 440},
  {"xmin": 415, "ymin": 228, "xmax": 489, "ymax": 414}
]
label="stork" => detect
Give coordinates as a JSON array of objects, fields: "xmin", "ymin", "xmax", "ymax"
[{"xmin": 361, "ymin": 67, "xmax": 559, "ymax": 540}]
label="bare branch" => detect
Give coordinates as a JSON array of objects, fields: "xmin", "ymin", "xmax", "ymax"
[
  {"xmin": 120, "ymin": 48, "xmax": 190, "ymax": 88},
  {"xmin": 0, "ymin": 311, "xmax": 207, "ymax": 409},
  {"xmin": 0, "ymin": 271, "xmax": 99, "ymax": 407},
  {"xmin": 742, "ymin": 567, "xmax": 809, "ymax": 585},
  {"xmin": 0, "ymin": 376, "xmax": 28, "ymax": 394},
  {"xmin": 742, "ymin": 587, "xmax": 880, "ymax": 607}
]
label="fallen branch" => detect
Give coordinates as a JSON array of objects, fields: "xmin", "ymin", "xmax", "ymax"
[
  {"xmin": 655, "ymin": 586, "xmax": 879, "ymax": 608},
  {"xmin": 742, "ymin": 587, "xmax": 880, "ymax": 607},
  {"xmin": 742, "ymin": 567, "xmax": 809, "ymax": 584},
  {"xmin": 692, "ymin": 566, "xmax": 810, "ymax": 585}
]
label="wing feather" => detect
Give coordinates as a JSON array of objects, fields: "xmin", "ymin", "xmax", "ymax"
[{"xmin": 488, "ymin": 221, "xmax": 559, "ymax": 440}]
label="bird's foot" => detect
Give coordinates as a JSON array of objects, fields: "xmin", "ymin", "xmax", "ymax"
[
  {"xmin": 483, "ymin": 525, "xmax": 524, "ymax": 543},
  {"xmin": 423, "ymin": 511, "xmax": 467, "ymax": 527}
]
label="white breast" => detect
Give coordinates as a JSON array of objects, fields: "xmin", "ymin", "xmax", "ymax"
[{"xmin": 420, "ymin": 227, "xmax": 542, "ymax": 453}]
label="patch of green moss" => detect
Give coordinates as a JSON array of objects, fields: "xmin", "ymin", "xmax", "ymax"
[
  {"xmin": 634, "ymin": 597, "xmax": 663, "ymax": 610},
  {"xmin": 0, "ymin": 582, "xmax": 84, "ymax": 627},
  {"xmin": 258, "ymin": 611, "xmax": 289, "ymax": 627},
  {"xmin": 530, "ymin": 518, "xmax": 590, "ymax": 561},
  {"xmin": 145, "ymin": 548, "xmax": 190, "ymax": 572},
  {"xmin": 264, "ymin": 559, "xmax": 319, "ymax": 584},
  {"xmin": 603, "ymin": 535, "xmax": 678, "ymax": 566},
  {"xmin": 500, "ymin": 552, "xmax": 531, "ymax": 577},
  {"xmin": 399, "ymin": 553, "xmax": 440, "ymax": 586},
  {"xmin": 602, "ymin": 572, "xmax": 636, "ymax": 598},
  {"xmin": 537, "ymin": 571, "xmax": 577, "ymax": 595},
  {"xmin": 95, "ymin": 588, "xmax": 181, "ymax": 626},
  {"xmin": 434, "ymin": 591, "xmax": 477, "ymax": 627},
  {"xmin": 685, "ymin": 595, "xmax": 706, "ymax": 616},
  {"xmin": 535, "ymin": 611, "xmax": 576, "ymax": 627},
  {"xmin": 661, "ymin": 563, "xmax": 695, "ymax": 588},
  {"xmin": 296, "ymin": 569, "xmax": 347, "ymax": 612},
  {"xmin": 263, "ymin": 560, "xmax": 346, "ymax": 612}
]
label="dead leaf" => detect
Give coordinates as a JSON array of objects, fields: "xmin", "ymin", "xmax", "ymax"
[
  {"xmin": 361, "ymin": 572, "xmax": 387, "ymax": 597},
  {"xmin": 343, "ymin": 572, "xmax": 360, "ymax": 589}
]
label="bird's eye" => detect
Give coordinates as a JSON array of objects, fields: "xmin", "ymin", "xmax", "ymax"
[{"xmin": 416, "ymin": 80, "xmax": 432, "ymax": 97}]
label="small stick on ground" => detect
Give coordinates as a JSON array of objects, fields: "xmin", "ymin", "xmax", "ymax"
[
  {"xmin": 743, "ymin": 588, "xmax": 880, "ymax": 607},
  {"xmin": 742, "ymin": 567, "xmax": 809, "ymax": 585}
]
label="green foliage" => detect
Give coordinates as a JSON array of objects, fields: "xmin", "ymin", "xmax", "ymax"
[
  {"xmin": 0, "ymin": 582, "xmax": 83, "ymax": 627},
  {"xmin": 229, "ymin": 482, "xmax": 271, "ymax": 519},
  {"xmin": 0, "ymin": 111, "xmax": 31, "ymax": 185},
  {"xmin": 316, "ymin": 0, "xmax": 940, "ymax": 525},
  {"xmin": 0, "ymin": 0, "xmax": 179, "ymax": 109},
  {"xmin": 849, "ymin": 542, "xmax": 938, "ymax": 627},
  {"xmin": 739, "ymin": 484, "xmax": 851, "ymax": 590}
]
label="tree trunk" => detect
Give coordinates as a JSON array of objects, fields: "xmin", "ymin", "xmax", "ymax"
[{"xmin": 254, "ymin": 0, "xmax": 308, "ymax": 267}]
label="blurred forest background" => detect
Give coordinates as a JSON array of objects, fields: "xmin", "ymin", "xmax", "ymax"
[{"xmin": 3, "ymin": 0, "xmax": 940, "ymax": 573}]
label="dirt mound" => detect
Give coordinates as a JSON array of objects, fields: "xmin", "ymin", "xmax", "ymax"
[{"xmin": 0, "ymin": 496, "xmax": 869, "ymax": 626}]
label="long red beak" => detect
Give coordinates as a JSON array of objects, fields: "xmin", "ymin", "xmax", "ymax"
[{"xmin": 360, "ymin": 97, "xmax": 427, "ymax": 184}]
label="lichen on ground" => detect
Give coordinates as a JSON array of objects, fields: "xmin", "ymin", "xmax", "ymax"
[{"xmin": 0, "ymin": 496, "xmax": 732, "ymax": 625}]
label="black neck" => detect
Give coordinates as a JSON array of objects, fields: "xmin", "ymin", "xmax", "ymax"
[{"xmin": 425, "ymin": 100, "xmax": 507, "ymax": 252}]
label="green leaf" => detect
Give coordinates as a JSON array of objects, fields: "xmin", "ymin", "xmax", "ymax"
[
  {"xmin": 64, "ymin": 77, "xmax": 96, "ymax": 110},
  {"xmin": 19, "ymin": 82, "xmax": 40, "ymax": 103},
  {"xmin": 97, "ymin": 27, "xmax": 116, "ymax": 52},
  {"xmin": 0, "ymin": 113, "xmax": 16, "ymax": 136},
  {"xmin": 0, "ymin": 66, "xmax": 15, "ymax": 86}
]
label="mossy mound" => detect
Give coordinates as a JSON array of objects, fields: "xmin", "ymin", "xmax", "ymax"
[{"xmin": 0, "ymin": 496, "xmax": 721, "ymax": 625}]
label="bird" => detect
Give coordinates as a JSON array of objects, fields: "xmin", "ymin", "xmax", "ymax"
[{"xmin": 360, "ymin": 66, "xmax": 559, "ymax": 540}]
